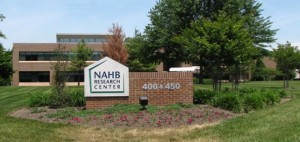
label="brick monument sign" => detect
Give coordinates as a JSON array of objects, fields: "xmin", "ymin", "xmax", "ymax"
[{"xmin": 84, "ymin": 57, "xmax": 193, "ymax": 109}]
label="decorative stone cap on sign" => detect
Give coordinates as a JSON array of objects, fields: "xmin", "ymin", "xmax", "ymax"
[{"xmin": 84, "ymin": 57, "xmax": 129, "ymax": 97}]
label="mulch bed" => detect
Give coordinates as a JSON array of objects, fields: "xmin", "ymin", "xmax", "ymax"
[{"xmin": 10, "ymin": 105, "xmax": 236, "ymax": 128}]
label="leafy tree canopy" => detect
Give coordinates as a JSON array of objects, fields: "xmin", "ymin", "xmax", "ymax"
[
  {"xmin": 125, "ymin": 30, "xmax": 156, "ymax": 72},
  {"xmin": 0, "ymin": 14, "xmax": 5, "ymax": 39},
  {"xmin": 273, "ymin": 41, "xmax": 299, "ymax": 88},
  {"xmin": 143, "ymin": 0, "xmax": 277, "ymax": 71},
  {"xmin": 0, "ymin": 14, "xmax": 12, "ymax": 86},
  {"xmin": 69, "ymin": 41, "xmax": 93, "ymax": 86},
  {"xmin": 0, "ymin": 44, "xmax": 13, "ymax": 85}
]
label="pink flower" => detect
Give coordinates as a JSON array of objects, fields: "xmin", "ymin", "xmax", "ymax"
[
  {"xmin": 120, "ymin": 115, "xmax": 128, "ymax": 122},
  {"xmin": 208, "ymin": 117, "xmax": 212, "ymax": 122},
  {"xmin": 72, "ymin": 117, "xmax": 81, "ymax": 123},
  {"xmin": 104, "ymin": 114, "xmax": 112, "ymax": 120},
  {"xmin": 134, "ymin": 116, "xmax": 139, "ymax": 122},
  {"xmin": 214, "ymin": 111, "xmax": 221, "ymax": 116},
  {"xmin": 187, "ymin": 118, "xmax": 193, "ymax": 124},
  {"xmin": 138, "ymin": 111, "xmax": 144, "ymax": 116},
  {"xmin": 157, "ymin": 120, "xmax": 161, "ymax": 126}
]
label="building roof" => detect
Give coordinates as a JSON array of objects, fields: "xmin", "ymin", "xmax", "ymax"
[{"xmin": 262, "ymin": 56, "xmax": 276, "ymax": 69}]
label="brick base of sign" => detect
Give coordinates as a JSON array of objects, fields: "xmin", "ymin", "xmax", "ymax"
[{"xmin": 86, "ymin": 72, "xmax": 193, "ymax": 109}]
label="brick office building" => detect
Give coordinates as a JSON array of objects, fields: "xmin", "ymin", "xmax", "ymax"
[
  {"xmin": 12, "ymin": 34, "xmax": 108, "ymax": 86},
  {"xmin": 11, "ymin": 33, "xmax": 196, "ymax": 86}
]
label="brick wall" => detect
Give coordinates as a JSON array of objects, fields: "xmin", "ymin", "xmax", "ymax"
[{"xmin": 86, "ymin": 72, "xmax": 193, "ymax": 109}]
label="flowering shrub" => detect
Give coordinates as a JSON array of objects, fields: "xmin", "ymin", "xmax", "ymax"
[
  {"xmin": 68, "ymin": 117, "xmax": 82, "ymax": 123},
  {"xmin": 79, "ymin": 105, "xmax": 234, "ymax": 128}
]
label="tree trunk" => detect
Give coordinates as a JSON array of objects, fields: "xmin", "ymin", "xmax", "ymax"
[
  {"xmin": 212, "ymin": 66, "xmax": 221, "ymax": 92},
  {"xmin": 77, "ymin": 70, "xmax": 80, "ymax": 86},
  {"xmin": 286, "ymin": 71, "xmax": 289, "ymax": 88},
  {"xmin": 198, "ymin": 65, "xmax": 204, "ymax": 84},
  {"xmin": 283, "ymin": 68, "xmax": 289, "ymax": 88},
  {"xmin": 234, "ymin": 64, "xmax": 240, "ymax": 90},
  {"xmin": 219, "ymin": 67, "xmax": 223, "ymax": 92},
  {"xmin": 198, "ymin": 57, "xmax": 204, "ymax": 84}
]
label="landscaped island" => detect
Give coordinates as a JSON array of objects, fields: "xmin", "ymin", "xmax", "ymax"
[{"xmin": 1, "ymin": 81, "xmax": 300, "ymax": 141}]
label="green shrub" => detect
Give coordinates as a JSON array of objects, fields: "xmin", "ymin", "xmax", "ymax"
[
  {"xmin": 47, "ymin": 87, "xmax": 85, "ymax": 108},
  {"xmin": 66, "ymin": 88, "xmax": 85, "ymax": 107},
  {"xmin": 278, "ymin": 90, "xmax": 287, "ymax": 98},
  {"xmin": 194, "ymin": 89, "xmax": 216, "ymax": 104},
  {"xmin": 193, "ymin": 77, "xmax": 199, "ymax": 84},
  {"xmin": 210, "ymin": 93, "xmax": 242, "ymax": 113},
  {"xmin": 177, "ymin": 103, "xmax": 192, "ymax": 108},
  {"xmin": 243, "ymin": 92, "xmax": 265, "ymax": 113},
  {"xmin": 28, "ymin": 91, "xmax": 51, "ymax": 107},
  {"xmin": 223, "ymin": 87, "xmax": 234, "ymax": 93},
  {"xmin": 261, "ymin": 89, "xmax": 280, "ymax": 105},
  {"xmin": 239, "ymin": 88, "xmax": 257, "ymax": 94},
  {"xmin": 48, "ymin": 92, "xmax": 71, "ymax": 108},
  {"xmin": 203, "ymin": 79, "xmax": 213, "ymax": 85}
]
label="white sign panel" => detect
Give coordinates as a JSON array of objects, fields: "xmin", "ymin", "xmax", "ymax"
[{"xmin": 84, "ymin": 57, "xmax": 129, "ymax": 97}]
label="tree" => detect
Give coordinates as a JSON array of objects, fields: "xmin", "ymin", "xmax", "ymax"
[
  {"xmin": 0, "ymin": 44, "xmax": 12, "ymax": 85},
  {"xmin": 251, "ymin": 58, "xmax": 280, "ymax": 81},
  {"xmin": 0, "ymin": 14, "xmax": 13, "ymax": 86},
  {"xmin": 125, "ymin": 30, "xmax": 156, "ymax": 72},
  {"xmin": 50, "ymin": 43, "xmax": 70, "ymax": 108},
  {"xmin": 144, "ymin": 0, "xmax": 199, "ymax": 71},
  {"xmin": 144, "ymin": 0, "xmax": 277, "ymax": 72},
  {"xmin": 69, "ymin": 40, "xmax": 93, "ymax": 86},
  {"xmin": 0, "ymin": 14, "xmax": 5, "ymax": 39},
  {"xmin": 174, "ymin": 12, "xmax": 254, "ymax": 91},
  {"xmin": 273, "ymin": 42, "xmax": 299, "ymax": 88},
  {"xmin": 251, "ymin": 58, "xmax": 266, "ymax": 81},
  {"xmin": 295, "ymin": 51, "xmax": 300, "ymax": 76},
  {"xmin": 103, "ymin": 23, "xmax": 128, "ymax": 65}
]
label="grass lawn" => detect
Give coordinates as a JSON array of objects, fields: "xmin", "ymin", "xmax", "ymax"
[{"xmin": 0, "ymin": 81, "xmax": 300, "ymax": 142}]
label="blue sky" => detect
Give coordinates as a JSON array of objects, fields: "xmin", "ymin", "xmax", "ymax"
[{"xmin": 0, "ymin": 0, "xmax": 299, "ymax": 50}]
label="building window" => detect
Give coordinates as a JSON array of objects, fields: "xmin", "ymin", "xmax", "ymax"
[
  {"xmin": 91, "ymin": 51, "xmax": 101, "ymax": 60},
  {"xmin": 88, "ymin": 38, "xmax": 95, "ymax": 42},
  {"xmin": 70, "ymin": 39, "xmax": 76, "ymax": 42},
  {"xmin": 19, "ymin": 71, "xmax": 50, "ymax": 82},
  {"xmin": 66, "ymin": 71, "xmax": 84, "ymax": 82},
  {"xmin": 95, "ymin": 38, "xmax": 102, "ymax": 43},
  {"xmin": 19, "ymin": 52, "xmax": 103, "ymax": 61},
  {"xmin": 19, "ymin": 52, "xmax": 39, "ymax": 61},
  {"xmin": 19, "ymin": 52, "xmax": 55, "ymax": 61}
]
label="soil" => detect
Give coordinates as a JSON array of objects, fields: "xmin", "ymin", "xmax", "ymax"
[{"xmin": 10, "ymin": 105, "xmax": 237, "ymax": 128}]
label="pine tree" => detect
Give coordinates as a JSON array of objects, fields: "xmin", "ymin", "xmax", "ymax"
[{"xmin": 69, "ymin": 41, "xmax": 93, "ymax": 86}]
